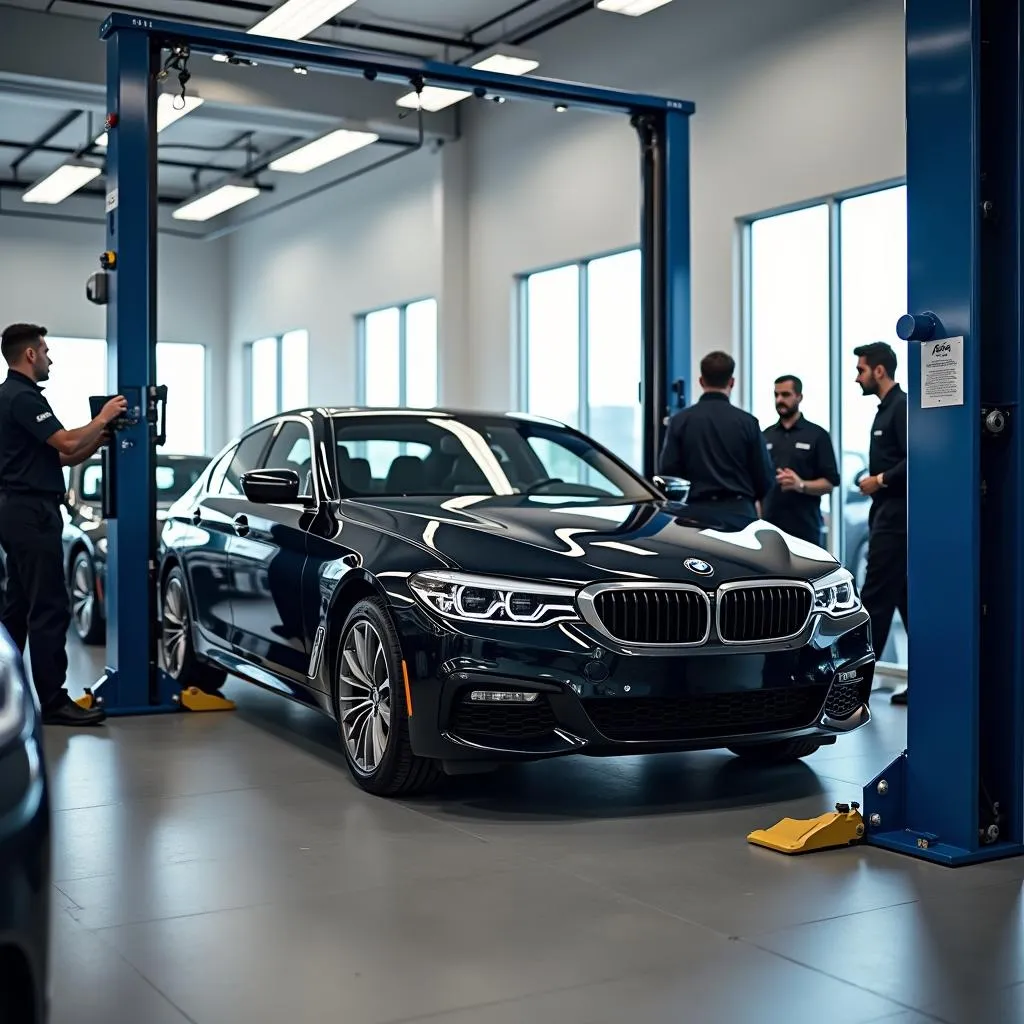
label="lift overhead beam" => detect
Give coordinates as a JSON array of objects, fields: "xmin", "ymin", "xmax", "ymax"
[{"xmin": 89, "ymin": 12, "xmax": 694, "ymax": 717}]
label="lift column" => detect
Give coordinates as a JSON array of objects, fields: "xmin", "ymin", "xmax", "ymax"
[
  {"xmin": 863, "ymin": 0, "xmax": 1024, "ymax": 864},
  {"xmin": 89, "ymin": 24, "xmax": 177, "ymax": 715}
]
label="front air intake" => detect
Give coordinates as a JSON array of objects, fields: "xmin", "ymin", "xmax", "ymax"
[
  {"xmin": 582, "ymin": 585, "xmax": 711, "ymax": 646},
  {"xmin": 717, "ymin": 582, "xmax": 814, "ymax": 644}
]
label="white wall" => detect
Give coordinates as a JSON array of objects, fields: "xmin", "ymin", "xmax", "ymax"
[
  {"xmin": 225, "ymin": 146, "xmax": 443, "ymax": 439},
  {"xmin": 217, "ymin": 0, "xmax": 905, "ymax": 429},
  {"xmin": 460, "ymin": 0, "xmax": 906, "ymax": 410},
  {"xmin": 0, "ymin": 211, "xmax": 228, "ymax": 442}
]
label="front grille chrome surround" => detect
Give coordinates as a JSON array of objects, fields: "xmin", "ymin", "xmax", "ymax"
[
  {"xmin": 577, "ymin": 582, "xmax": 712, "ymax": 650},
  {"xmin": 715, "ymin": 578, "xmax": 816, "ymax": 645}
]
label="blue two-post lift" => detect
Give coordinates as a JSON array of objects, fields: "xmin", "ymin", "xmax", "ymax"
[{"xmin": 85, "ymin": 12, "xmax": 695, "ymax": 715}]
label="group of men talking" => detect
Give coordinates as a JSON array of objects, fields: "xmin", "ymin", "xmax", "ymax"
[{"xmin": 659, "ymin": 345, "xmax": 908, "ymax": 704}]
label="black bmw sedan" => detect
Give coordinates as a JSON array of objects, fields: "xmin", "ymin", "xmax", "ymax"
[
  {"xmin": 158, "ymin": 408, "xmax": 875, "ymax": 796},
  {"xmin": 0, "ymin": 625, "xmax": 50, "ymax": 1023}
]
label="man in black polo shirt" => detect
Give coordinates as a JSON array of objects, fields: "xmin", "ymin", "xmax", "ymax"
[
  {"xmin": 854, "ymin": 340, "xmax": 909, "ymax": 704},
  {"xmin": 0, "ymin": 323, "xmax": 126, "ymax": 725},
  {"xmin": 659, "ymin": 350, "xmax": 775, "ymax": 526},
  {"xmin": 761, "ymin": 375, "xmax": 840, "ymax": 546}
]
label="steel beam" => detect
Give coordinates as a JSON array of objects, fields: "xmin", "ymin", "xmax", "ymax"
[
  {"xmin": 93, "ymin": 15, "xmax": 694, "ymax": 716},
  {"xmin": 863, "ymin": 0, "xmax": 1024, "ymax": 865}
]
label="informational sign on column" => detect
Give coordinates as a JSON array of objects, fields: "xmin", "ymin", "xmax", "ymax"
[{"xmin": 921, "ymin": 335, "xmax": 964, "ymax": 408}]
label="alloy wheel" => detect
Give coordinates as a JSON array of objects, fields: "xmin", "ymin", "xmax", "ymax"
[
  {"xmin": 162, "ymin": 575, "xmax": 189, "ymax": 677},
  {"xmin": 338, "ymin": 619, "xmax": 392, "ymax": 775},
  {"xmin": 71, "ymin": 555, "xmax": 94, "ymax": 639}
]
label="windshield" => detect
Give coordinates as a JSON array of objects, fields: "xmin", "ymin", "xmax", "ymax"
[
  {"xmin": 78, "ymin": 456, "xmax": 209, "ymax": 503},
  {"xmin": 330, "ymin": 413, "xmax": 653, "ymax": 502}
]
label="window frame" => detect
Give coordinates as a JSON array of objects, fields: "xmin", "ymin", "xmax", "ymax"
[
  {"xmin": 244, "ymin": 330, "xmax": 309, "ymax": 424},
  {"xmin": 355, "ymin": 297, "xmax": 439, "ymax": 408},
  {"xmin": 737, "ymin": 176, "xmax": 905, "ymax": 564},
  {"xmin": 262, "ymin": 415, "xmax": 321, "ymax": 504},
  {"xmin": 515, "ymin": 245, "xmax": 641, "ymax": 439}
]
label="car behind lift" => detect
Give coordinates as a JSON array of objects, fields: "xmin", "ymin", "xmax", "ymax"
[{"xmin": 80, "ymin": 13, "xmax": 694, "ymax": 718}]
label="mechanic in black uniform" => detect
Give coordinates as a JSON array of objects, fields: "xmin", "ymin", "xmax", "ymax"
[
  {"xmin": 853, "ymin": 341, "xmax": 909, "ymax": 704},
  {"xmin": 659, "ymin": 350, "xmax": 775, "ymax": 527},
  {"xmin": 760, "ymin": 374, "xmax": 840, "ymax": 546},
  {"xmin": 0, "ymin": 324, "xmax": 126, "ymax": 725}
]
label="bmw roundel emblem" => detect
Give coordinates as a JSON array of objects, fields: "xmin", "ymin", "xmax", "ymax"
[{"xmin": 684, "ymin": 558, "xmax": 713, "ymax": 577}]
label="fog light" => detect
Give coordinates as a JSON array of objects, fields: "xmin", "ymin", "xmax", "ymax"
[{"xmin": 469, "ymin": 690, "xmax": 539, "ymax": 703}]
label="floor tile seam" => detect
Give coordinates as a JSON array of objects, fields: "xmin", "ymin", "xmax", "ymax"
[
  {"xmin": 738, "ymin": 941, "xmax": 956, "ymax": 1024},
  {"xmin": 48, "ymin": 772, "xmax": 342, "ymax": 814},
  {"xmin": 370, "ymin": 963, "xmax": 688, "ymax": 1024},
  {"xmin": 53, "ymin": 882, "xmax": 85, "ymax": 910},
  {"xmin": 740, "ymin": 897, "xmax": 922, "ymax": 935},
  {"xmin": 70, "ymin": 860, "xmax": 542, "ymax": 934}
]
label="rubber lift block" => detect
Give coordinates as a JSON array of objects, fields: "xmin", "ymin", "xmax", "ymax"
[{"xmin": 747, "ymin": 801, "xmax": 865, "ymax": 855}]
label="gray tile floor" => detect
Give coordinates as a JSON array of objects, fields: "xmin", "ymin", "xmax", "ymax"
[{"xmin": 39, "ymin": 636, "xmax": 1023, "ymax": 1024}]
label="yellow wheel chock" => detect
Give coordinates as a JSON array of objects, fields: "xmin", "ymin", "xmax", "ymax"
[
  {"xmin": 176, "ymin": 687, "xmax": 236, "ymax": 712},
  {"xmin": 747, "ymin": 801, "xmax": 865, "ymax": 855},
  {"xmin": 74, "ymin": 690, "xmax": 96, "ymax": 709}
]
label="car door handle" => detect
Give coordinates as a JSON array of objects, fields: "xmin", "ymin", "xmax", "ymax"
[
  {"xmin": 192, "ymin": 508, "xmax": 202, "ymax": 525},
  {"xmin": 233, "ymin": 514, "xmax": 249, "ymax": 537}
]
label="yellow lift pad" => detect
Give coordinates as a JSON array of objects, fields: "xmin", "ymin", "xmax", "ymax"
[
  {"xmin": 747, "ymin": 802, "xmax": 865, "ymax": 855},
  {"xmin": 74, "ymin": 687, "xmax": 235, "ymax": 712}
]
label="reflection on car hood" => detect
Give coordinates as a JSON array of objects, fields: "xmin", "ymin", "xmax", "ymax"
[{"xmin": 341, "ymin": 496, "xmax": 839, "ymax": 585}]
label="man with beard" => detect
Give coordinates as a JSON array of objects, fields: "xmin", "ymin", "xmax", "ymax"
[
  {"xmin": 854, "ymin": 341, "xmax": 908, "ymax": 704},
  {"xmin": 760, "ymin": 374, "xmax": 840, "ymax": 546}
]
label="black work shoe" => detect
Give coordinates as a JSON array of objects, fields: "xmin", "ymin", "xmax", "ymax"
[
  {"xmin": 42, "ymin": 695, "xmax": 106, "ymax": 726},
  {"xmin": 891, "ymin": 688, "xmax": 908, "ymax": 705}
]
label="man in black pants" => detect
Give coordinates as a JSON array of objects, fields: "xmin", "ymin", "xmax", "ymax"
[
  {"xmin": 0, "ymin": 324, "xmax": 126, "ymax": 725},
  {"xmin": 761, "ymin": 374, "xmax": 840, "ymax": 546},
  {"xmin": 659, "ymin": 350, "xmax": 775, "ymax": 527},
  {"xmin": 854, "ymin": 341, "xmax": 909, "ymax": 704}
]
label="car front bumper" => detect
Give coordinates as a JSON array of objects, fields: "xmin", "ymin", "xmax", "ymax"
[
  {"xmin": 0, "ymin": 723, "xmax": 50, "ymax": 1024},
  {"xmin": 391, "ymin": 600, "xmax": 875, "ymax": 765}
]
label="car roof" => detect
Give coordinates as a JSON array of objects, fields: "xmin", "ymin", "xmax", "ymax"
[{"xmin": 267, "ymin": 406, "xmax": 569, "ymax": 429}]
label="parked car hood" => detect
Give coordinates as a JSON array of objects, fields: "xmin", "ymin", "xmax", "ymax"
[{"xmin": 340, "ymin": 496, "xmax": 839, "ymax": 585}]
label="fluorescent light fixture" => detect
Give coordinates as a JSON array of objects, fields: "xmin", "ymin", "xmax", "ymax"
[
  {"xmin": 596, "ymin": 0, "xmax": 673, "ymax": 13},
  {"xmin": 396, "ymin": 86, "xmax": 473, "ymax": 112},
  {"xmin": 268, "ymin": 128, "xmax": 378, "ymax": 173},
  {"xmin": 94, "ymin": 92, "xmax": 204, "ymax": 148},
  {"xmin": 470, "ymin": 46, "xmax": 540, "ymax": 76},
  {"xmin": 173, "ymin": 183, "xmax": 261, "ymax": 222},
  {"xmin": 248, "ymin": 0, "xmax": 359, "ymax": 40},
  {"xmin": 22, "ymin": 162, "xmax": 101, "ymax": 204}
]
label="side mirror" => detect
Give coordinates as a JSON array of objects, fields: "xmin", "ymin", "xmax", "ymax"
[
  {"xmin": 653, "ymin": 475, "xmax": 690, "ymax": 502},
  {"xmin": 240, "ymin": 468, "xmax": 302, "ymax": 505}
]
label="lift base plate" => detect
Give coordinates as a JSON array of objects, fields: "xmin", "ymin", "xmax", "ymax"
[
  {"xmin": 747, "ymin": 803, "xmax": 866, "ymax": 855},
  {"xmin": 74, "ymin": 670, "xmax": 235, "ymax": 715}
]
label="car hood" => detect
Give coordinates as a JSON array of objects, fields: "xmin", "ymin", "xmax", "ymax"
[{"xmin": 340, "ymin": 496, "xmax": 840, "ymax": 585}]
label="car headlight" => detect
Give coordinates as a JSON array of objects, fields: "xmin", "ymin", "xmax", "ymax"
[
  {"xmin": 0, "ymin": 646, "xmax": 30, "ymax": 749},
  {"xmin": 409, "ymin": 571, "xmax": 579, "ymax": 626},
  {"xmin": 813, "ymin": 567, "xmax": 860, "ymax": 617}
]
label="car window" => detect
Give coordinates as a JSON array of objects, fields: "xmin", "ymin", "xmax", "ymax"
[
  {"xmin": 264, "ymin": 420, "xmax": 315, "ymax": 497},
  {"xmin": 331, "ymin": 415, "xmax": 651, "ymax": 501},
  {"xmin": 207, "ymin": 447, "xmax": 236, "ymax": 495},
  {"xmin": 80, "ymin": 462, "xmax": 103, "ymax": 501},
  {"xmin": 217, "ymin": 427, "xmax": 274, "ymax": 496}
]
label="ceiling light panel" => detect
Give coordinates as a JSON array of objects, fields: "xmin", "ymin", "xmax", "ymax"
[
  {"xmin": 173, "ymin": 184, "xmax": 261, "ymax": 222},
  {"xmin": 470, "ymin": 53, "xmax": 540, "ymax": 76},
  {"xmin": 268, "ymin": 128, "xmax": 379, "ymax": 173},
  {"xmin": 595, "ymin": 0, "xmax": 674, "ymax": 14},
  {"xmin": 22, "ymin": 163, "xmax": 101, "ymax": 204},
  {"xmin": 396, "ymin": 86, "xmax": 473, "ymax": 112},
  {"xmin": 249, "ymin": 0, "xmax": 359, "ymax": 41}
]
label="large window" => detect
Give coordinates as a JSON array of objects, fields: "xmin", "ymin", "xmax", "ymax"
[
  {"xmin": 42, "ymin": 338, "xmax": 207, "ymax": 454},
  {"xmin": 245, "ymin": 329, "xmax": 309, "ymax": 424},
  {"xmin": 519, "ymin": 249, "xmax": 642, "ymax": 471},
  {"xmin": 357, "ymin": 298, "xmax": 438, "ymax": 409},
  {"xmin": 742, "ymin": 182, "xmax": 907, "ymax": 669}
]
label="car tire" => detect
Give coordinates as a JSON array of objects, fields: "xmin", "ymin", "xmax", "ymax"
[
  {"xmin": 160, "ymin": 565, "xmax": 228, "ymax": 694},
  {"xmin": 69, "ymin": 549, "xmax": 104, "ymax": 646},
  {"xmin": 333, "ymin": 596, "xmax": 441, "ymax": 797},
  {"xmin": 728, "ymin": 738, "xmax": 823, "ymax": 764}
]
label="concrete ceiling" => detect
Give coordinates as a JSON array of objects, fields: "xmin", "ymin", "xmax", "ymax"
[{"xmin": 0, "ymin": 0, "xmax": 601, "ymax": 231}]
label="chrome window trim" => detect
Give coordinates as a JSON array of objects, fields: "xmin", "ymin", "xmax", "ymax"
[
  {"xmin": 576, "ymin": 581, "xmax": 713, "ymax": 649},
  {"xmin": 264, "ymin": 414, "xmax": 321, "ymax": 505},
  {"xmin": 715, "ymin": 578, "xmax": 816, "ymax": 646}
]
